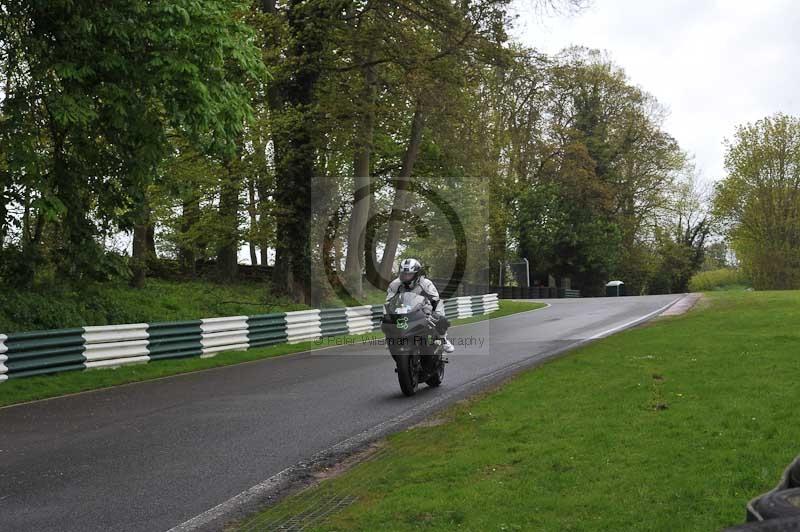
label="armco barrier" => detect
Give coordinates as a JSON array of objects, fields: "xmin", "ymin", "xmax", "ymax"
[
  {"xmin": 469, "ymin": 295, "xmax": 485, "ymax": 316},
  {"xmin": 247, "ymin": 313, "xmax": 287, "ymax": 348},
  {"xmin": 344, "ymin": 306, "xmax": 374, "ymax": 335},
  {"xmin": 483, "ymin": 293, "xmax": 500, "ymax": 312},
  {"xmin": 147, "ymin": 321, "xmax": 203, "ymax": 361},
  {"xmin": 83, "ymin": 324, "xmax": 150, "ymax": 369},
  {"xmin": 0, "ymin": 334, "xmax": 8, "ymax": 382},
  {"xmin": 200, "ymin": 316, "xmax": 249, "ymax": 358},
  {"xmin": 320, "ymin": 308, "xmax": 348, "ymax": 338},
  {"xmin": 3, "ymin": 328, "xmax": 86, "ymax": 379},
  {"xmin": 456, "ymin": 297, "xmax": 474, "ymax": 318},
  {"xmin": 370, "ymin": 305, "xmax": 383, "ymax": 329},
  {"xmin": 0, "ymin": 294, "xmax": 499, "ymax": 382},
  {"xmin": 285, "ymin": 310, "xmax": 322, "ymax": 344},
  {"xmin": 443, "ymin": 298, "xmax": 459, "ymax": 320},
  {"xmin": 429, "ymin": 280, "xmax": 581, "ymax": 299}
]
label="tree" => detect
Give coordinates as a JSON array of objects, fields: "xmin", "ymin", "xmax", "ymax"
[
  {"xmin": 702, "ymin": 240, "xmax": 731, "ymax": 271},
  {"xmin": 0, "ymin": 0, "xmax": 264, "ymax": 286},
  {"xmin": 714, "ymin": 113, "xmax": 800, "ymax": 289},
  {"xmin": 1, "ymin": 0, "xmax": 699, "ymax": 305},
  {"xmin": 258, "ymin": 0, "xmax": 346, "ymax": 303}
]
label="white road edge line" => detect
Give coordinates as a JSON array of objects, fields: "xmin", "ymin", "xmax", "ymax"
[
  {"xmin": 587, "ymin": 296, "xmax": 683, "ymax": 340},
  {"xmin": 166, "ymin": 296, "xmax": 682, "ymax": 532}
]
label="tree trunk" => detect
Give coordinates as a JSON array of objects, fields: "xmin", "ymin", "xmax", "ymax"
[
  {"xmin": 255, "ymin": 175, "xmax": 272, "ymax": 267},
  {"xmin": 217, "ymin": 161, "xmax": 241, "ymax": 282},
  {"xmin": 364, "ymin": 198, "xmax": 381, "ymax": 288},
  {"xmin": 259, "ymin": 0, "xmax": 279, "ymax": 271},
  {"xmin": 179, "ymin": 197, "xmax": 200, "ymax": 274},
  {"xmin": 344, "ymin": 58, "xmax": 377, "ymax": 298},
  {"xmin": 131, "ymin": 222, "xmax": 148, "ymax": 288},
  {"xmin": 267, "ymin": 0, "xmax": 332, "ymax": 304},
  {"xmin": 51, "ymin": 127, "xmax": 98, "ymax": 279},
  {"xmin": 17, "ymin": 186, "xmax": 44, "ymax": 286},
  {"xmin": 0, "ymin": 185, "xmax": 7, "ymax": 253},
  {"xmin": 146, "ymin": 224, "xmax": 156, "ymax": 259},
  {"xmin": 247, "ymin": 176, "xmax": 259, "ymax": 265},
  {"xmin": 378, "ymin": 104, "xmax": 426, "ymax": 286},
  {"xmin": 130, "ymin": 192, "xmax": 154, "ymax": 288},
  {"xmin": 323, "ymin": 204, "xmax": 345, "ymax": 292}
]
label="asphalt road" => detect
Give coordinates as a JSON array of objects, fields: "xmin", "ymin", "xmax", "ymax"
[{"xmin": 0, "ymin": 295, "xmax": 679, "ymax": 532}]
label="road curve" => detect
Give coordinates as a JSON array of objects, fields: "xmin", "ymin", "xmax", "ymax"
[{"xmin": 0, "ymin": 295, "xmax": 678, "ymax": 532}]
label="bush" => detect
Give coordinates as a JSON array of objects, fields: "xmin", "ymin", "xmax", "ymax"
[
  {"xmin": 0, "ymin": 279, "xmax": 309, "ymax": 334},
  {"xmin": 688, "ymin": 269, "xmax": 749, "ymax": 292}
]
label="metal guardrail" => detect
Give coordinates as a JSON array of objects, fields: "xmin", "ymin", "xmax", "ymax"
[
  {"xmin": 3, "ymin": 328, "xmax": 86, "ymax": 378},
  {"xmin": 427, "ymin": 280, "xmax": 580, "ymax": 299},
  {"xmin": 344, "ymin": 306, "xmax": 374, "ymax": 335},
  {"xmin": 0, "ymin": 294, "xmax": 499, "ymax": 383},
  {"xmin": 83, "ymin": 323, "xmax": 149, "ymax": 369},
  {"xmin": 147, "ymin": 320, "xmax": 203, "ymax": 361},
  {"xmin": 246, "ymin": 314, "xmax": 288, "ymax": 348},
  {"xmin": 0, "ymin": 334, "xmax": 7, "ymax": 382}
]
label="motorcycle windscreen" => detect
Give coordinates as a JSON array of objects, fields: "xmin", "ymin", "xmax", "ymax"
[{"xmin": 386, "ymin": 292, "xmax": 427, "ymax": 315}]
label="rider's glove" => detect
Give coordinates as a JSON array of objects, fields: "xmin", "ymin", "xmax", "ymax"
[{"xmin": 425, "ymin": 314, "xmax": 439, "ymax": 329}]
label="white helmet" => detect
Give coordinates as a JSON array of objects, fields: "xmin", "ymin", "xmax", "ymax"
[{"xmin": 398, "ymin": 258, "xmax": 422, "ymax": 287}]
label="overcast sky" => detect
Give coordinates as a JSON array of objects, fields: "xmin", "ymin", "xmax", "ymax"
[{"xmin": 511, "ymin": 0, "xmax": 800, "ymax": 183}]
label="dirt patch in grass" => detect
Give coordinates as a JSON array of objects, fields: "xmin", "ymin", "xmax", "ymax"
[{"xmin": 312, "ymin": 442, "xmax": 388, "ymax": 483}]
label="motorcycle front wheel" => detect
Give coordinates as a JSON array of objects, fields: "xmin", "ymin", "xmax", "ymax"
[{"xmin": 396, "ymin": 353, "xmax": 419, "ymax": 397}]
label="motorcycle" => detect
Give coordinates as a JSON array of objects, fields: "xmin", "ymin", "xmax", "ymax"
[{"xmin": 381, "ymin": 292, "xmax": 446, "ymax": 397}]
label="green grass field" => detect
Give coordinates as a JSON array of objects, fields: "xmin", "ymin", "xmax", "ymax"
[
  {"xmin": 236, "ymin": 291, "xmax": 800, "ymax": 531},
  {"xmin": 0, "ymin": 300, "xmax": 543, "ymax": 408}
]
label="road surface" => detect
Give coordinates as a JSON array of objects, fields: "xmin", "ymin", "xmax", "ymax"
[{"xmin": 0, "ymin": 295, "xmax": 679, "ymax": 532}]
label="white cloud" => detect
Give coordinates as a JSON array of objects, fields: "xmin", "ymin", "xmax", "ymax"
[{"xmin": 511, "ymin": 0, "xmax": 800, "ymax": 182}]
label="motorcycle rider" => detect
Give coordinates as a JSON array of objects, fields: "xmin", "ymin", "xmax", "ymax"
[{"xmin": 386, "ymin": 258, "xmax": 455, "ymax": 354}]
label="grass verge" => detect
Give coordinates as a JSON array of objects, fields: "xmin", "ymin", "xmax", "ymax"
[
  {"xmin": 235, "ymin": 291, "xmax": 800, "ymax": 531},
  {"xmin": 0, "ymin": 300, "xmax": 543, "ymax": 408},
  {"xmin": 0, "ymin": 278, "xmax": 310, "ymax": 333}
]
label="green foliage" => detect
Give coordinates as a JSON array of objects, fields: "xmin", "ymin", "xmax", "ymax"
[
  {"xmin": 688, "ymin": 268, "xmax": 749, "ymax": 292},
  {"xmin": 507, "ymin": 49, "xmax": 688, "ymax": 295},
  {"xmin": 0, "ymin": 0, "xmax": 264, "ymax": 283},
  {"xmin": 702, "ymin": 241, "xmax": 731, "ymax": 271},
  {"xmin": 714, "ymin": 113, "xmax": 800, "ymax": 290},
  {"xmin": 646, "ymin": 234, "xmax": 694, "ymax": 294},
  {"xmin": 518, "ymin": 180, "xmax": 621, "ymax": 289},
  {"xmin": 0, "ymin": 279, "xmax": 306, "ymax": 333},
  {"xmin": 0, "ymin": 0, "xmax": 698, "ymax": 308}
]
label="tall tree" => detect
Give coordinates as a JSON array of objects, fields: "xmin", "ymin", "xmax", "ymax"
[
  {"xmin": 714, "ymin": 113, "xmax": 800, "ymax": 289},
  {"xmin": 260, "ymin": 0, "xmax": 344, "ymax": 303},
  {"xmin": 0, "ymin": 0, "xmax": 263, "ymax": 286},
  {"xmin": 378, "ymin": 104, "xmax": 427, "ymax": 286}
]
